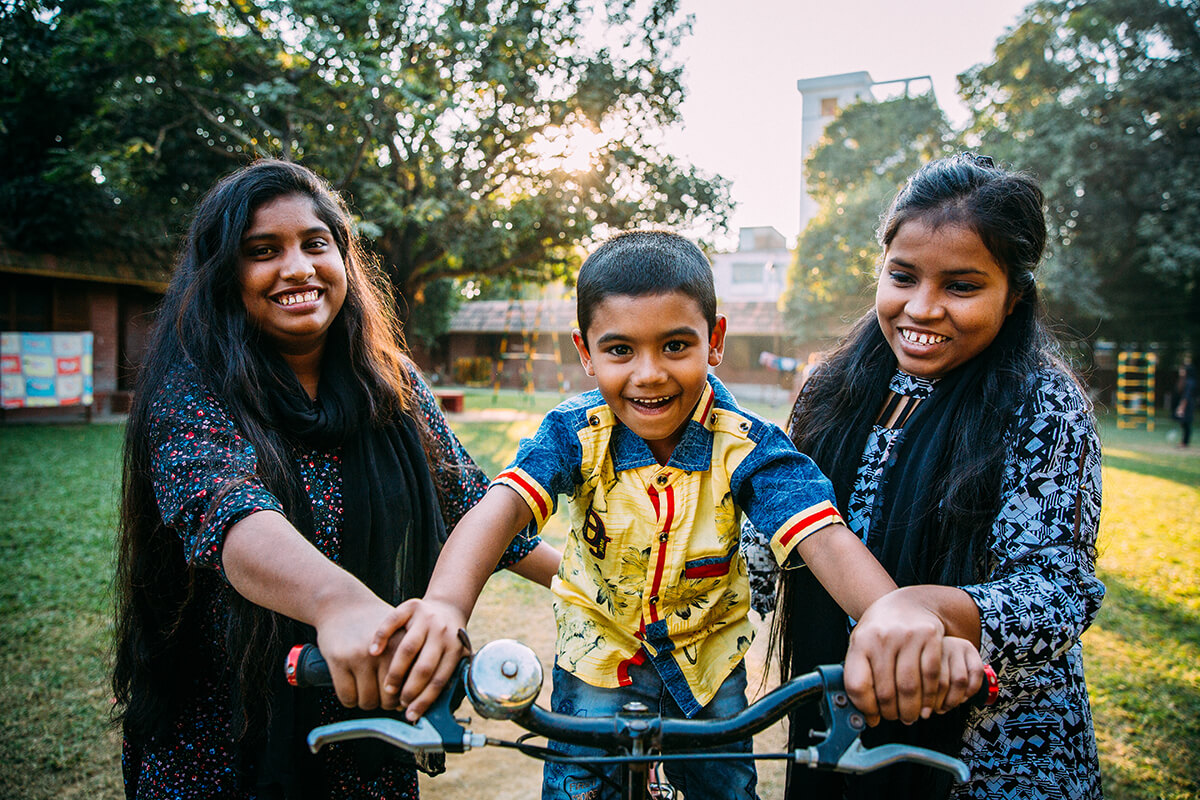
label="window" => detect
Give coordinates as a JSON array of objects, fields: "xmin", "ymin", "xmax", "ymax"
[
  {"xmin": 0, "ymin": 276, "xmax": 52, "ymax": 331},
  {"xmin": 820, "ymin": 97, "xmax": 838, "ymax": 117},
  {"xmin": 732, "ymin": 262, "xmax": 764, "ymax": 284}
]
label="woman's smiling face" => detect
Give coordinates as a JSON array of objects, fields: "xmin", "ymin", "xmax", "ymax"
[
  {"xmin": 875, "ymin": 218, "xmax": 1017, "ymax": 379},
  {"xmin": 237, "ymin": 194, "xmax": 348, "ymax": 360}
]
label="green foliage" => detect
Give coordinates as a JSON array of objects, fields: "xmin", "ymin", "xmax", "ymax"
[
  {"xmin": 0, "ymin": 0, "xmax": 732, "ymax": 307},
  {"xmin": 452, "ymin": 355, "xmax": 493, "ymax": 385},
  {"xmin": 783, "ymin": 94, "xmax": 957, "ymax": 341},
  {"xmin": 959, "ymin": 0, "xmax": 1200, "ymax": 350},
  {"xmin": 403, "ymin": 277, "xmax": 460, "ymax": 350}
]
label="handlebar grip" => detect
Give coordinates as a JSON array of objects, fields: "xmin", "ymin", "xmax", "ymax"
[
  {"xmin": 286, "ymin": 644, "xmax": 332, "ymax": 688},
  {"xmin": 976, "ymin": 663, "xmax": 999, "ymax": 707}
]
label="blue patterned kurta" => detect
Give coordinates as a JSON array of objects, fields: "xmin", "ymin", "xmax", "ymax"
[
  {"xmin": 744, "ymin": 367, "xmax": 1105, "ymax": 799},
  {"xmin": 122, "ymin": 365, "xmax": 538, "ymax": 799}
]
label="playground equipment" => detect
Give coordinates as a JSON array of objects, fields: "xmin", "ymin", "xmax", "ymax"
[
  {"xmin": 492, "ymin": 298, "xmax": 567, "ymax": 402},
  {"xmin": 1116, "ymin": 350, "xmax": 1157, "ymax": 431}
]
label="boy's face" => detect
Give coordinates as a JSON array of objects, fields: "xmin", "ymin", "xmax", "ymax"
[{"xmin": 573, "ymin": 291, "xmax": 726, "ymax": 464}]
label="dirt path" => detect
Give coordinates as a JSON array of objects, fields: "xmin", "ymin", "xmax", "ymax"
[{"xmin": 420, "ymin": 572, "xmax": 787, "ymax": 799}]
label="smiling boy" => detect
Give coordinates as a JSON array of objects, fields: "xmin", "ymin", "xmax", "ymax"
[{"xmin": 373, "ymin": 231, "xmax": 955, "ymax": 800}]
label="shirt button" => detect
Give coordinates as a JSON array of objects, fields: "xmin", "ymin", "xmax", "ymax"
[
  {"xmin": 739, "ymin": 421, "xmax": 751, "ymax": 433},
  {"xmin": 649, "ymin": 594, "xmax": 659, "ymax": 604},
  {"xmin": 656, "ymin": 474, "xmax": 668, "ymax": 485},
  {"xmin": 659, "ymin": 532, "xmax": 669, "ymax": 542},
  {"xmin": 710, "ymin": 414, "xmax": 717, "ymax": 425},
  {"xmin": 589, "ymin": 415, "xmax": 600, "ymax": 426}
]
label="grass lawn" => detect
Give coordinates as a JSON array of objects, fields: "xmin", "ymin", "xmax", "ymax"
[{"xmin": 0, "ymin": 391, "xmax": 1196, "ymax": 799}]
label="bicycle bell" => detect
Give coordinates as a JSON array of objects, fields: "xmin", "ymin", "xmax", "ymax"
[{"xmin": 466, "ymin": 639, "xmax": 544, "ymax": 720}]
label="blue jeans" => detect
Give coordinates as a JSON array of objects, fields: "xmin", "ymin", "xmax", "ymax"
[{"xmin": 542, "ymin": 657, "xmax": 758, "ymax": 800}]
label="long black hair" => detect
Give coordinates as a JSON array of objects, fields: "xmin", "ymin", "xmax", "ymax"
[
  {"xmin": 776, "ymin": 153, "xmax": 1072, "ymax": 676},
  {"xmin": 112, "ymin": 159, "xmax": 427, "ymax": 741}
]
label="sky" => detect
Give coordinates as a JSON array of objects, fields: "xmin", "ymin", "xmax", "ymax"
[{"xmin": 658, "ymin": 0, "xmax": 1035, "ymax": 248}]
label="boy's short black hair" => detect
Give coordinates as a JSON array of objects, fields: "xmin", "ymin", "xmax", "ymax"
[{"xmin": 576, "ymin": 230, "xmax": 717, "ymax": 342}]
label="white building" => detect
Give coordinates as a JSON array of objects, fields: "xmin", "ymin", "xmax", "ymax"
[
  {"xmin": 794, "ymin": 71, "xmax": 876, "ymax": 235},
  {"xmin": 710, "ymin": 226, "xmax": 790, "ymax": 303},
  {"xmin": 795, "ymin": 71, "xmax": 936, "ymax": 236}
]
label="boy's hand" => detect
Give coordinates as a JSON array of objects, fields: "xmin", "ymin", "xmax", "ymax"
[
  {"xmin": 842, "ymin": 591, "xmax": 947, "ymax": 727},
  {"xmin": 372, "ymin": 597, "xmax": 469, "ymax": 720}
]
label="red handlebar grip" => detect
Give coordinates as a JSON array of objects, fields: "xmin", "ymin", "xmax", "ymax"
[
  {"xmin": 285, "ymin": 644, "xmax": 305, "ymax": 687},
  {"xmin": 285, "ymin": 643, "xmax": 332, "ymax": 688},
  {"xmin": 982, "ymin": 664, "xmax": 999, "ymax": 706}
]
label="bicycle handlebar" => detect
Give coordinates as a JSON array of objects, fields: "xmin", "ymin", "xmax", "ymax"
[{"xmin": 285, "ymin": 640, "xmax": 997, "ymax": 782}]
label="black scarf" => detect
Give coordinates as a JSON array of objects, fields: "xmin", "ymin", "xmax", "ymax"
[
  {"xmin": 786, "ymin": 360, "xmax": 986, "ymax": 800},
  {"xmin": 247, "ymin": 346, "xmax": 447, "ymax": 798}
]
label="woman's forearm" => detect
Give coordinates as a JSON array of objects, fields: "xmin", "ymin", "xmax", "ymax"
[{"xmin": 222, "ymin": 509, "xmax": 381, "ymax": 627}]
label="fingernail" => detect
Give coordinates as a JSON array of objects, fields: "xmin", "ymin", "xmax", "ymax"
[
  {"xmin": 369, "ymin": 644, "xmax": 381, "ymax": 656},
  {"xmin": 384, "ymin": 684, "xmax": 397, "ymax": 695},
  {"xmin": 921, "ymin": 707, "xmax": 932, "ymax": 719}
]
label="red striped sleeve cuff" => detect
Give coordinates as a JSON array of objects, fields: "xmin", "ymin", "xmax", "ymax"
[
  {"xmin": 494, "ymin": 468, "xmax": 554, "ymax": 528},
  {"xmin": 770, "ymin": 501, "xmax": 844, "ymax": 567}
]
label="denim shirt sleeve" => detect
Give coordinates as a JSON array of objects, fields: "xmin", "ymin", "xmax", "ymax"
[
  {"xmin": 731, "ymin": 420, "xmax": 843, "ymax": 569},
  {"xmin": 493, "ymin": 403, "xmax": 582, "ymax": 530},
  {"xmin": 959, "ymin": 379, "xmax": 1105, "ymax": 679},
  {"xmin": 148, "ymin": 371, "xmax": 284, "ymax": 577},
  {"xmin": 407, "ymin": 370, "xmax": 539, "ymax": 567}
]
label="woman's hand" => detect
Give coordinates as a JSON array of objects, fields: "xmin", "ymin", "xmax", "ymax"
[
  {"xmin": 222, "ymin": 510, "xmax": 413, "ymax": 711},
  {"xmin": 843, "ymin": 585, "xmax": 983, "ymax": 726},
  {"xmin": 844, "ymin": 592, "xmax": 946, "ymax": 726},
  {"xmin": 933, "ymin": 636, "xmax": 986, "ymax": 714},
  {"xmin": 311, "ymin": 595, "xmax": 400, "ymax": 710},
  {"xmin": 371, "ymin": 597, "xmax": 470, "ymax": 720}
]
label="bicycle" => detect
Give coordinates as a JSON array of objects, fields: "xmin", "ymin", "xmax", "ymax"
[{"xmin": 286, "ymin": 640, "xmax": 997, "ymax": 800}]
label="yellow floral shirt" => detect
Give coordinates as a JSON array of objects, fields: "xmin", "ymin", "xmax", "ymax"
[{"xmin": 495, "ymin": 376, "xmax": 842, "ymax": 714}]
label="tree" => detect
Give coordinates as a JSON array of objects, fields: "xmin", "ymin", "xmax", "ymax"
[
  {"xmin": 0, "ymin": 0, "xmax": 731, "ymax": 322},
  {"xmin": 959, "ymin": 0, "xmax": 1200, "ymax": 351},
  {"xmin": 783, "ymin": 93, "xmax": 957, "ymax": 341}
]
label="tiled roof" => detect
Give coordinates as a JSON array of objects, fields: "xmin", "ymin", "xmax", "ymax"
[
  {"xmin": 448, "ymin": 298, "xmax": 786, "ymax": 336},
  {"xmin": 448, "ymin": 300, "xmax": 578, "ymax": 333},
  {"xmin": 0, "ymin": 247, "xmax": 171, "ymax": 291}
]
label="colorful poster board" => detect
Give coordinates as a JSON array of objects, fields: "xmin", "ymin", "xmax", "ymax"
[{"xmin": 1, "ymin": 332, "xmax": 94, "ymax": 408}]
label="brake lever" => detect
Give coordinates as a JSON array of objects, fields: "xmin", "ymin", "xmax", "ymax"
[
  {"xmin": 833, "ymin": 739, "xmax": 969, "ymax": 782},
  {"xmin": 307, "ymin": 658, "xmax": 484, "ymax": 755},
  {"xmin": 791, "ymin": 664, "xmax": 970, "ymax": 783},
  {"xmin": 307, "ymin": 715, "xmax": 484, "ymax": 754}
]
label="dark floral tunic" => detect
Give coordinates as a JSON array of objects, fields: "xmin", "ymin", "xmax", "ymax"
[
  {"xmin": 744, "ymin": 367, "xmax": 1105, "ymax": 799},
  {"xmin": 122, "ymin": 365, "xmax": 538, "ymax": 799}
]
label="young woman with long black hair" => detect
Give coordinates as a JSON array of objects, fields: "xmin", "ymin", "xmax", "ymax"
[
  {"xmin": 747, "ymin": 153, "xmax": 1104, "ymax": 799},
  {"xmin": 112, "ymin": 159, "xmax": 558, "ymax": 799}
]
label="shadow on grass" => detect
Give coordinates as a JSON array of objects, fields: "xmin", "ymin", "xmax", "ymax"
[
  {"xmin": 1094, "ymin": 569, "xmax": 1200, "ymax": 651},
  {"xmin": 1102, "ymin": 450, "xmax": 1200, "ymax": 489},
  {"xmin": 1090, "ymin": 571, "xmax": 1200, "ymax": 798}
]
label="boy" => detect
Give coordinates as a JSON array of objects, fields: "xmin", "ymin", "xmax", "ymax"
[{"xmin": 373, "ymin": 231, "xmax": 977, "ymax": 799}]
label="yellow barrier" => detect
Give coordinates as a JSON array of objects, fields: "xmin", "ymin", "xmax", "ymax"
[{"xmin": 1116, "ymin": 351, "xmax": 1157, "ymax": 431}]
